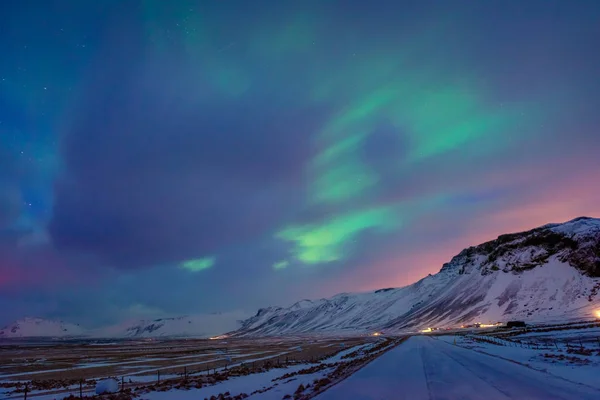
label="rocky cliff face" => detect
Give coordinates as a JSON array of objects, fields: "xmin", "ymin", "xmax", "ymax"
[
  {"xmin": 235, "ymin": 217, "xmax": 600, "ymax": 336},
  {"xmin": 440, "ymin": 216, "xmax": 600, "ymax": 277}
]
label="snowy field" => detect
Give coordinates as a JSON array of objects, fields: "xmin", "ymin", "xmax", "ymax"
[{"xmin": 0, "ymin": 336, "xmax": 392, "ymax": 399}]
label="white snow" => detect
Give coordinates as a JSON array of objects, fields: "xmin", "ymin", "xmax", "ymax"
[{"xmin": 550, "ymin": 217, "xmax": 600, "ymax": 237}]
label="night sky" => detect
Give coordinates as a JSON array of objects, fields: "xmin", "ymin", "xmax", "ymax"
[{"xmin": 1, "ymin": 1, "xmax": 599, "ymax": 327}]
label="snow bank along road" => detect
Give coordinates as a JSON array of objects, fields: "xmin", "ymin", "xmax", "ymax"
[{"xmin": 316, "ymin": 336, "xmax": 600, "ymax": 400}]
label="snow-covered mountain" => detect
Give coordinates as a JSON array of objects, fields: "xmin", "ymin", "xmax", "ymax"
[
  {"xmin": 235, "ymin": 217, "xmax": 600, "ymax": 336},
  {"xmin": 0, "ymin": 317, "xmax": 86, "ymax": 338},
  {"xmin": 95, "ymin": 311, "xmax": 249, "ymax": 338},
  {"xmin": 0, "ymin": 312, "xmax": 248, "ymax": 339}
]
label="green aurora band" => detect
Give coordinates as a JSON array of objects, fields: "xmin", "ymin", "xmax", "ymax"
[{"xmin": 181, "ymin": 257, "xmax": 216, "ymax": 272}]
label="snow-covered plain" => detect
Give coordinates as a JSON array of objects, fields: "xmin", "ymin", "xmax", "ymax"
[
  {"xmin": 6, "ymin": 342, "xmax": 376, "ymax": 400},
  {"xmin": 0, "ymin": 336, "xmax": 384, "ymax": 400},
  {"xmin": 316, "ymin": 336, "xmax": 600, "ymax": 400}
]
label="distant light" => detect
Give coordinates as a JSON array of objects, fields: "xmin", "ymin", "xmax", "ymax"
[
  {"xmin": 595, "ymin": 309, "xmax": 600, "ymax": 319},
  {"xmin": 372, "ymin": 332, "xmax": 381, "ymax": 336},
  {"xmin": 421, "ymin": 328, "xmax": 432, "ymax": 333}
]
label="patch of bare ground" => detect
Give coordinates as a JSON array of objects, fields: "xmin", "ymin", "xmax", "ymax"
[{"xmin": 537, "ymin": 347, "xmax": 600, "ymax": 365}]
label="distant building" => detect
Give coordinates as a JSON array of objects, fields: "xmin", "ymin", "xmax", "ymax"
[{"xmin": 506, "ymin": 321, "xmax": 526, "ymax": 328}]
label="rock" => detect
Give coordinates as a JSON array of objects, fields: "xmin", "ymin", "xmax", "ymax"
[{"xmin": 95, "ymin": 378, "xmax": 119, "ymax": 394}]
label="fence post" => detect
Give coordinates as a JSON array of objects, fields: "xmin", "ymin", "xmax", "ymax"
[
  {"xmin": 121, "ymin": 376, "xmax": 124, "ymax": 392},
  {"xmin": 24, "ymin": 384, "xmax": 28, "ymax": 400},
  {"xmin": 80, "ymin": 380, "xmax": 83, "ymax": 397},
  {"xmin": 157, "ymin": 370, "xmax": 160, "ymax": 384}
]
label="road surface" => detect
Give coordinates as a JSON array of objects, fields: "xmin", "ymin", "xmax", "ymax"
[{"xmin": 316, "ymin": 336, "xmax": 600, "ymax": 400}]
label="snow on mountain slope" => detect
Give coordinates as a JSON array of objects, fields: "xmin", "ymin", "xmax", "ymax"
[
  {"xmin": 0, "ymin": 312, "xmax": 249, "ymax": 339},
  {"xmin": 0, "ymin": 317, "xmax": 86, "ymax": 338},
  {"xmin": 96, "ymin": 311, "xmax": 250, "ymax": 338},
  {"xmin": 235, "ymin": 217, "xmax": 600, "ymax": 336}
]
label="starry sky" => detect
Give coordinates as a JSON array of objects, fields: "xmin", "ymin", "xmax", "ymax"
[{"xmin": 1, "ymin": 0, "xmax": 600, "ymax": 327}]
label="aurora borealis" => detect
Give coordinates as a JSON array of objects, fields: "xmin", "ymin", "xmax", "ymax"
[{"xmin": 1, "ymin": 1, "xmax": 599, "ymax": 327}]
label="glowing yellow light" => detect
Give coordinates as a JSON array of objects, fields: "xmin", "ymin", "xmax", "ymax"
[
  {"xmin": 595, "ymin": 309, "xmax": 600, "ymax": 319},
  {"xmin": 209, "ymin": 335, "xmax": 228, "ymax": 340},
  {"xmin": 372, "ymin": 332, "xmax": 381, "ymax": 336},
  {"xmin": 421, "ymin": 328, "xmax": 432, "ymax": 333}
]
